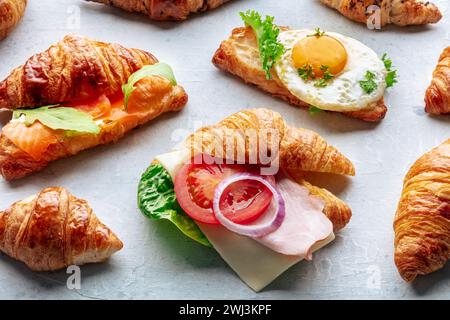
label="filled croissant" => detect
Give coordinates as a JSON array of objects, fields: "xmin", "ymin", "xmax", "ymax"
[
  {"xmin": 85, "ymin": 0, "xmax": 230, "ymax": 20},
  {"xmin": 320, "ymin": 0, "xmax": 442, "ymax": 27},
  {"xmin": 0, "ymin": 187, "xmax": 123, "ymax": 271},
  {"xmin": 0, "ymin": 0, "xmax": 27, "ymax": 40},
  {"xmin": 138, "ymin": 108, "xmax": 354, "ymax": 291},
  {"xmin": 0, "ymin": 35, "xmax": 188, "ymax": 180},
  {"xmin": 213, "ymin": 11, "xmax": 397, "ymax": 122},
  {"xmin": 394, "ymin": 140, "xmax": 450, "ymax": 282},
  {"xmin": 425, "ymin": 47, "xmax": 450, "ymax": 115}
]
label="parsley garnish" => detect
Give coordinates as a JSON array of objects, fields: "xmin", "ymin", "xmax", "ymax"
[
  {"xmin": 314, "ymin": 65, "xmax": 334, "ymax": 87},
  {"xmin": 309, "ymin": 28, "xmax": 325, "ymax": 37},
  {"xmin": 359, "ymin": 71, "xmax": 378, "ymax": 94},
  {"xmin": 298, "ymin": 64, "xmax": 316, "ymax": 80},
  {"xmin": 382, "ymin": 53, "xmax": 398, "ymax": 88},
  {"xmin": 309, "ymin": 105, "xmax": 323, "ymax": 115},
  {"xmin": 240, "ymin": 10, "xmax": 285, "ymax": 79}
]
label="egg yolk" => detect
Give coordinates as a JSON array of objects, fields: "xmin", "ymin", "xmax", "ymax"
[{"xmin": 292, "ymin": 35, "xmax": 348, "ymax": 78}]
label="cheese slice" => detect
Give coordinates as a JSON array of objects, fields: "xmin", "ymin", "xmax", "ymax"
[{"xmin": 155, "ymin": 149, "xmax": 335, "ymax": 291}]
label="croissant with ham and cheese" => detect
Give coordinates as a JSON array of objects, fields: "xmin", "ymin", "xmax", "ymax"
[
  {"xmin": 0, "ymin": 35, "xmax": 188, "ymax": 180},
  {"xmin": 320, "ymin": 0, "xmax": 442, "ymax": 27},
  {"xmin": 85, "ymin": 0, "xmax": 230, "ymax": 21},
  {"xmin": 0, "ymin": 0, "xmax": 27, "ymax": 40},
  {"xmin": 184, "ymin": 108, "xmax": 355, "ymax": 231},
  {"xmin": 425, "ymin": 47, "xmax": 450, "ymax": 115},
  {"xmin": 394, "ymin": 139, "xmax": 450, "ymax": 282},
  {"xmin": 0, "ymin": 187, "xmax": 123, "ymax": 271}
]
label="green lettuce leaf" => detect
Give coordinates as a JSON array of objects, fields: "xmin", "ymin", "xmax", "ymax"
[
  {"xmin": 122, "ymin": 62, "xmax": 177, "ymax": 107},
  {"xmin": 13, "ymin": 105, "xmax": 100, "ymax": 134},
  {"xmin": 137, "ymin": 161, "xmax": 211, "ymax": 247}
]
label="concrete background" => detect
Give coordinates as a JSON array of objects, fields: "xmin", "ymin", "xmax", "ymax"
[{"xmin": 0, "ymin": 0, "xmax": 449, "ymax": 299}]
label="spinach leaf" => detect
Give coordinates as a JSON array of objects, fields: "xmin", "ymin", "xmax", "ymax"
[{"xmin": 137, "ymin": 161, "xmax": 211, "ymax": 247}]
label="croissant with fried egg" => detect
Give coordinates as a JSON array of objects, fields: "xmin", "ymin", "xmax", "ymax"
[
  {"xmin": 394, "ymin": 139, "xmax": 450, "ymax": 281},
  {"xmin": 0, "ymin": 35, "xmax": 188, "ymax": 180},
  {"xmin": 0, "ymin": 0, "xmax": 27, "ymax": 40},
  {"xmin": 425, "ymin": 47, "xmax": 450, "ymax": 115},
  {"xmin": 320, "ymin": 0, "xmax": 442, "ymax": 27}
]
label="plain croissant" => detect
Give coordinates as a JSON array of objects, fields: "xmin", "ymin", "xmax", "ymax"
[
  {"xmin": 212, "ymin": 27, "xmax": 388, "ymax": 122},
  {"xmin": 0, "ymin": 187, "xmax": 123, "ymax": 271},
  {"xmin": 85, "ymin": 0, "xmax": 230, "ymax": 20},
  {"xmin": 184, "ymin": 108, "xmax": 355, "ymax": 231},
  {"xmin": 0, "ymin": 35, "xmax": 188, "ymax": 180},
  {"xmin": 394, "ymin": 139, "xmax": 450, "ymax": 281},
  {"xmin": 320, "ymin": 0, "xmax": 442, "ymax": 26},
  {"xmin": 0, "ymin": 0, "xmax": 27, "ymax": 40},
  {"xmin": 425, "ymin": 47, "xmax": 450, "ymax": 115}
]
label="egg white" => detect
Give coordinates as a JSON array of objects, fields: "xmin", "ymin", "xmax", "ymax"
[{"xmin": 274, "ymin": 30, "xmax": 387, "ymax": 112}]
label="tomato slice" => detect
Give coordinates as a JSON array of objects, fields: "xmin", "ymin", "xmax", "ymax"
[{"xmin": 174, "ymin": 154, "xmax": 274, "ymax": 225}]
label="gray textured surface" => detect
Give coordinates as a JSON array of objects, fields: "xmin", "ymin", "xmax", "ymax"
[{"xmin": 0, "ymin": 0, "xmax": 450, "ymax": 300}]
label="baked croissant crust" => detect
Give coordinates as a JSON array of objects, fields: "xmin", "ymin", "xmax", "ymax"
[
  {"xmin": 0, "ymin": 187, "xmax": 123, "ymax": 271},
  {"xmin": 425, "ymin": 47, "xmax": 450, "ymax": 115},
  {"xmin": 185, "ymin": 108, "xmax": 355, "ymax": 231},
  {"xmin": 320, "ymin": 0, "xmax": 442, "ymax": 26},
  {"xmin": 0, "ymin": 35, "xmax": 188, "ymax": 180},
  {"xmin": 0, "ymin": 34, "xmax": 157, "ymax": 109},
  {"xmin": 394, "ymin": 139, "xmax": 450, "ymax": 281},
  {"xmin": 0, "ymin": 0, "xmax": 27, "ymax": 40},
  {"xmin": 212, "ymin": 27, "xmax": 388, "ymax": 122},
  {"xmin": 86, "ymin": 0, "xmax": 230, "ymax": 21}
]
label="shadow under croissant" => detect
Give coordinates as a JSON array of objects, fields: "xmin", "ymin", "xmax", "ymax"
[{"xmin": 410, "ymin": 264, "xmax": 450, "ymax": 296}]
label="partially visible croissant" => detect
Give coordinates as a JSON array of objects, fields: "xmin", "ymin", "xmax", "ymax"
[
  {"xmin": 320, "ymin": 0, "xmax": 442, "ymax": 26},
  {"xmin": 0, "ymin": 34, "xmax": 157, "ymax": 109},
  {"xmin": 0, "ymin": 0, "xmax": 27, "ymax": 40},
  {"xmin": 185, "ymin": 108, "xmax": 355, "ymax": 231},
  {"xmin": 0, "ymin": 187, "xmax": 123, "ymax": 271},
  {"xmin": 425, "ymin": 47, "xmax": 450, "ymax": 115},
  {"xmin": 394, "ymin": 140, "xmax": 450, "ymax": 282},
  {"xmin": 86, "ymin": 0, "xmax": 230, "ymax": 21}
]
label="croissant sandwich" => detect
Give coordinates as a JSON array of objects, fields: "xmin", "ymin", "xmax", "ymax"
[
  {"xmin": 212, "ymin": 11, "xmax": 398, "ymax": 122},
  {"xmin": 394, "ymin": 139, "xmax": 450, "ymax": 282},
  {"xmin": 425, "ymin": 47, "xmax": 450, "ymax": 115},
  {"xmin": 0, "ymin": 0, "xmax": 27, "ymax": 40},
  {"xmin": 85, "ymin": 0, "xmax": 230, "ymax": 21},
  {"xmin": 138, "ymin": 108, "xmax": 355, "ymax": 291},
  {"xmin": 0, "ymin": 187, "xmax": 123, "ymax": 271},
  {"xmin": 320, "ymin": 0, "xmax": 442, "ymax": 27},
  {"xmin": 0, "ymin": 34, "xmax": 188, "ymax": 180}
]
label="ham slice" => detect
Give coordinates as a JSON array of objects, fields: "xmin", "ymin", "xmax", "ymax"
[{"xmin": 252, "ymin": 176, "xmax": 333, "ymax": 258}]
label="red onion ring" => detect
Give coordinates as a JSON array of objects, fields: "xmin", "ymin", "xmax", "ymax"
[{"xmin": 213, "ymin": 173, "xmax": 285, "ymax": 238}]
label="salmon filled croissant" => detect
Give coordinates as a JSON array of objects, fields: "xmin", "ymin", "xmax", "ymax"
[
  {"xmin": 0, "ymin": 0, "xmax": 27, "ymax": 40},
  {"xmin": 0, "ymin": 35, "xmax": 188, "ymax": 180},
  {"xmin": 85, "ymin": 0, "xmax": 231, "ymax": 21},
  {"xmin": 394, "ymin": 140, "xmax": 450, "ymax": 282},
  {"xmin": 138, "ymin": 108, "xmax": 354, "ymax": 291},
  {"xmin": 0, "ymin": 187, "xmax": 123, "ymax": 271},
  {"xmin": 320, "ymin": 0, "xmax": 442, "ymax": 27},
  {"xmin": 425, "ymin": 47, "xmax": 450, "ymax": 115},
  {"xmin": 212, "ymin": 11, "xmax": 397, "ymax": 122}
]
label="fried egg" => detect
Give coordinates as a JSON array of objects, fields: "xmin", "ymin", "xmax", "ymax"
[{"xmin": 274, "ymin": 29, "xmax": 387, "ymax": 112}]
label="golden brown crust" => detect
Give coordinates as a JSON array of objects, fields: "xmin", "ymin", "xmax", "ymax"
[
  {"xmin": 0, "ymin": 34, "xmax": 157, "ymax": 109},
  {"xmin": 212, "ymin": 27, "xmax": 387, "ymax": 122},
  {"xmin": 425, "ymin": 47, "xmax": 450, "ymax": 115},
  {"xmin": 394, "ymin": 139, "xmax": 450, "ymax": 282},
  {"xmin": 320, "ymin": 0, "xmax": 442, "ymax": 26},
  {"xmin": 0, "ymin": 187, "xmax": 123, "ymax": 271},
  {"xmin": 86, "ymin": 0, "xmax": 230, "ymax": 20},
  {"xmin": 184, "ymin": 108, "xmax": 354, "ymax": 231},
  {"xmin": 0, "ymin": 0, "xmax": 26, "ymax": 40},
  {"xmin": 0, "ymin": 76, "xmax": 188, "ymax": 180}
]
